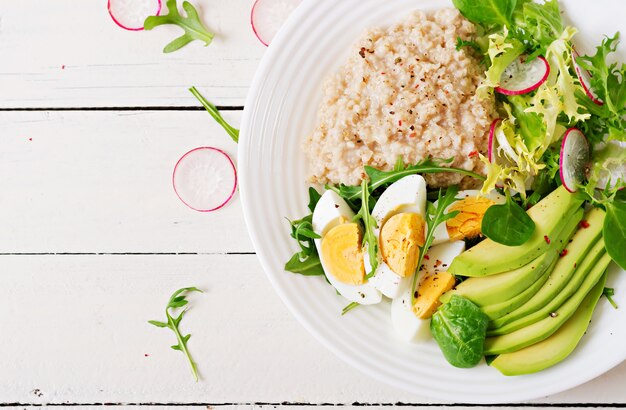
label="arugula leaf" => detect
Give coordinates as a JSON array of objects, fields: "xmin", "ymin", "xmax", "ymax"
[
  {"xmin": 352, "ymin": 179, "xmax": 379, "ymax": 278},
  {"xmin": 148, "ymin": 287, "xmax": 203, "ymax": 381},
  {"xmin": 452, "ymin": 0, "xmax": 517, "ymax": 26},
  {"xmin": 603, "ymin": 287, "xmax": 618, "ymax": 309},
  {"xmin": 284, "ymin": 188, "xmax": 325, "ymax": 276},
  {"xmin": 331, "ymin": 157, "xmax": 485, "ymax": 204},
  {"xmin": 341, "ymin": 302, "xmax": 360, "ymax": 315},
  {"xmin": 411, "ymin": 186, "xmax": 460, "ymax": 306},
  {"xmin": 430, "ymin": 295, "xmax": 489, "ymax": 368},
  {"xmin": 481, "ymin": 191, "xmax": 535, "ymax": 245},
  {"xmin": 190, "ymin": 87, "xmax": 239, "ymax": 143},
  {"xmin": 144, "ymin": 0, "xmax": 214, "ymax": 53},
  {"xmin": 604, "ymin": 200, "xmax": 626, "ymax": 270}
]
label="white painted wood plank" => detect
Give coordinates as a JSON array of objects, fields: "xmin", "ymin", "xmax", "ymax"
[
  {"xmin": 0, "ymin": 110, "xmax": 252, "ymax": 253},
  {"xmin": 0, "ymin": 0, "xmax": 265, "ymax": 108},
  {"xmin": 1, "ymin": 254, "xmax": 625, "ymax": 405}
]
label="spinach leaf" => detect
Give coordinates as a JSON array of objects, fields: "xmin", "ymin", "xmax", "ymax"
[
  {"xmin": 604, "ymin": 200, "xmax": 626, "ymax": 270},
  {"xmin": 431, "ymin": 295, "xmax": 489, "ymax": 368},
  {"xmin": 284, "ymin": 188, "xmax": 325, "ymax": 276},
  {"xmin": 481, "ymin": 192, "xmax": 535, "ymax": 246},
  {"xmin": 452, "ymin": 0, "xmax": 516, "ymax": 26}
]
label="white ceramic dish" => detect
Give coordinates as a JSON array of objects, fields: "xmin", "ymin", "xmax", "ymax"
[{"xmin": 239, "ymin": 0, "xmax": 626, "ymax": 403}]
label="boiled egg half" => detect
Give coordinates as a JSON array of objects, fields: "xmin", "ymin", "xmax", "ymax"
[
  {"xmin": 312, "ymin": 190, "xmax": 382, "ymax": 305},
  {"xmin": 364, "ymin": 175, "xmax": 427, "ymax": 299},
  {"xmin": 390, "ymin": 240, "xmax": 465, "ymax": 342},
  {"xmin": 431, "ymin": 189, "xmax": 506, "ymax": 245}
]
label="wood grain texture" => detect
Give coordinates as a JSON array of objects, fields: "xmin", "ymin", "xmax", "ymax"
[
  {"xmin": 0, "ymin": 253, "xmax": 624, "ymax": 405},
  {"xmin": 0, "ymin": 111, "xmax": 251, "ymax": 253},
  {"xmin": 0, "ymin": 0, "xmax": 264, "ymax": 108}
]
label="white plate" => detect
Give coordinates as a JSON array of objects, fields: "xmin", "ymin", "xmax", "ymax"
[{"xmin": 239, "ymin": 0, "xmax": 626, "ymax": 403}]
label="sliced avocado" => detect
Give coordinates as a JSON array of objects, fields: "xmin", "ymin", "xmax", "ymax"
[
  {"xmin": 481, "ymin": 257, "xmax": 555, "ymax": 320},
  {"xmin": 484, "ymin": 251, "xmax": 612, "ymax": 355},
  {"xmin": 443, "ymin": 208, "xmax": 581, "ymax": 306},
  {"xmin": 491, "ymin": 271, "xmax": 607, "ymax": 376},
  {"xmin": 449, "ymin": 186, "xmax": 583, "ymax": 277},
  {"xmin": 489, "ymin": 208, "xmax": 606, "ymax": 334}
]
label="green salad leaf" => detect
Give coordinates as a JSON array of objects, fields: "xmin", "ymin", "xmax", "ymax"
[
  {"xmin": 512, "ymin": 0, "xmax": 563, "ymax": 53},
  {"xmin": 576, "ymin": 33, "xmax": 626, "ymax": 143},
  {"xmin": 284, "ymin": 188, "xmax": 325, "ymax": 276},
  {"xmin": 352, "ymin": 179, "xmax": 379, "ymax": 278},
  {"xmin": 481, "ymin": 191, "xmax": 535, "ymax": 245},
  {"xmin": 452, "ymin": 0, "xmax": 516, "ymax": 26},
  {"xmin": 148, "ymin": 287, "xmax": 203, "ymax": 381},
  {"xmin": 144, "ymin": 0, "xmax": 214, "ymax": 53},
  {"xmin": 411, "ymin": 186, "xmax": 460, "ymax": 306},
  {"xmin": 431, "ymin": 295, "xmax": 489, "ymax": 368}
]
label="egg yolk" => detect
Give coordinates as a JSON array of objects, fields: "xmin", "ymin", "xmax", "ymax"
[
  {"xmin": 379, "ymin": 212, "xmax": 425, "ymax": 278},
  {"xmin": 446, "ymin": 197, "xmax": 495, "ymax": 241},
  {"xmin": 321, "ymin": 222, "xmax": 365, "ymax": 285},
  {"xmin": 413, "ymin": 271, "xmax": 456, "ymax": 319}
]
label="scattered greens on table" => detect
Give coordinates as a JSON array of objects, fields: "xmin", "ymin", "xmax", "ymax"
[
  {"xmin": 144, "ymin": 0, "xmax": 214, "ymax": 53},
  {"xmin": 148, "ymin": 287, "xmax": 203, "ymax": 381},
  {"xmin": 190, "ymin": 86, "xmax": 240, "ymax": 143}
]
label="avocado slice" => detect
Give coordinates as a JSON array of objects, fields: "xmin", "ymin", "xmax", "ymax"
[
  {"xmin": 488, "ymin": 208, "xmax": 605, "ymax": 334},
  {"xmin": 449, "ymin": 186, "xmax": 583, "ymax": 277},
  {"xmin": 443, "ymin": 208, "xmax": 582, "ymax": 306},
  {"xmin": 481, "ymin": 258, "xmax": 555, "ymax": 320},
  {"xmin": 484, "ymin": 251, "xmax": 612, "ymax": 355},
  {"xmin": 491, "ymin": 271, "xmax": 607, "ymax": 376}
]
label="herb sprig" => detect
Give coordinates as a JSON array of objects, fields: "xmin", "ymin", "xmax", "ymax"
[
  {"xmin": 327, "ymin": 157, "xmax": 485, "ymax": 205},
  {"xmin": 148, "ymin": 287, "xmax": 203, "ymax": 381},
  {"xmin": 144, "ymin": 0, "xmax": 214, "ymax": 53},
  {"xmin": 411, "ymin": 186, "xmax": 461, "ymax": 306},
  {"xmin": 284, "ymin": 188, "xmax": 325, "ymax": 276},
  {"xmin": 190, "ymin": 86, "xmax": 240, "ymax": 143},
  {"xmin": 352, "ymin": 179, "xmax": 379, "ymax": 278}
]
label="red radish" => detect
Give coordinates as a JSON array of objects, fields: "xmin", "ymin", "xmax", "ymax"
[
  {"xmin": 173, "ymin": 147, "xmax": 237, "ymax": 212},
  {"xmin": 108, "ymin": 0, "xmax": 161, "ymax": 31},
  {"xmin": 559, "ymin": 128, "xmax": 590, "ymax": 193},
  {"xmin": 572, "ymin": 50, "xmax": 604, "ymax": 106},
  {"xmin": 251, "ymin": 0, "xmax": 302, "ymax": 46},
  {"xmin": 495, "ymin": 56, "xmax": 550, "ymax": 96},
  {"xmin": 488, "ymin": 118, "xmax": 501, "ymax": 163}
]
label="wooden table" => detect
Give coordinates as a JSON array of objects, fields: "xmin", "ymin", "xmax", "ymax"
[{"xmin": 1, "ymin": 0, "xmax": 624, "ymax": 407}]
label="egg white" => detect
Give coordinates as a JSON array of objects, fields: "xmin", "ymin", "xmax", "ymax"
[
  {"xmin": 390, "ymin": 240, "xmax": 466, "ymax": 342},
  {"xmin": 312, "ymin": 190, "xmax": 382, "ymax": 305},
  {"xmin": 365, "ymin": 175, "xmax": 427, "ymax": 299}
]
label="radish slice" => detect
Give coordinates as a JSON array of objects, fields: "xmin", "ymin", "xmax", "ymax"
[
  {"xmin": 495, "ymin": 56, "xmax": 550, "ymax": 96},
  {"xmin": 108, "ymin": 0, "xmax": 161, "ymax": 31},
  {"xmin": 173, "ymin": 147, "xmax": 237, "ymax": 212},
  {"xmin": 572, "ymin": 50, "xmax": 604, "ymax": 106},
  {"xmin": 559, "ymin": 128, "xmax": 590, "ymax": 193},
  {"xmin": 488, "ymin": 118, "xmax": 501, "ymax": 163},
  {"xmin": 251, "ymin": 0, "xmax": 302, "ymax": 46}
]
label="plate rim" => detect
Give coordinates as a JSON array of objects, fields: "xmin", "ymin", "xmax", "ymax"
[{"xmin": 238, "ymin": 0, "xmax": 626, "ymax": 402}]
